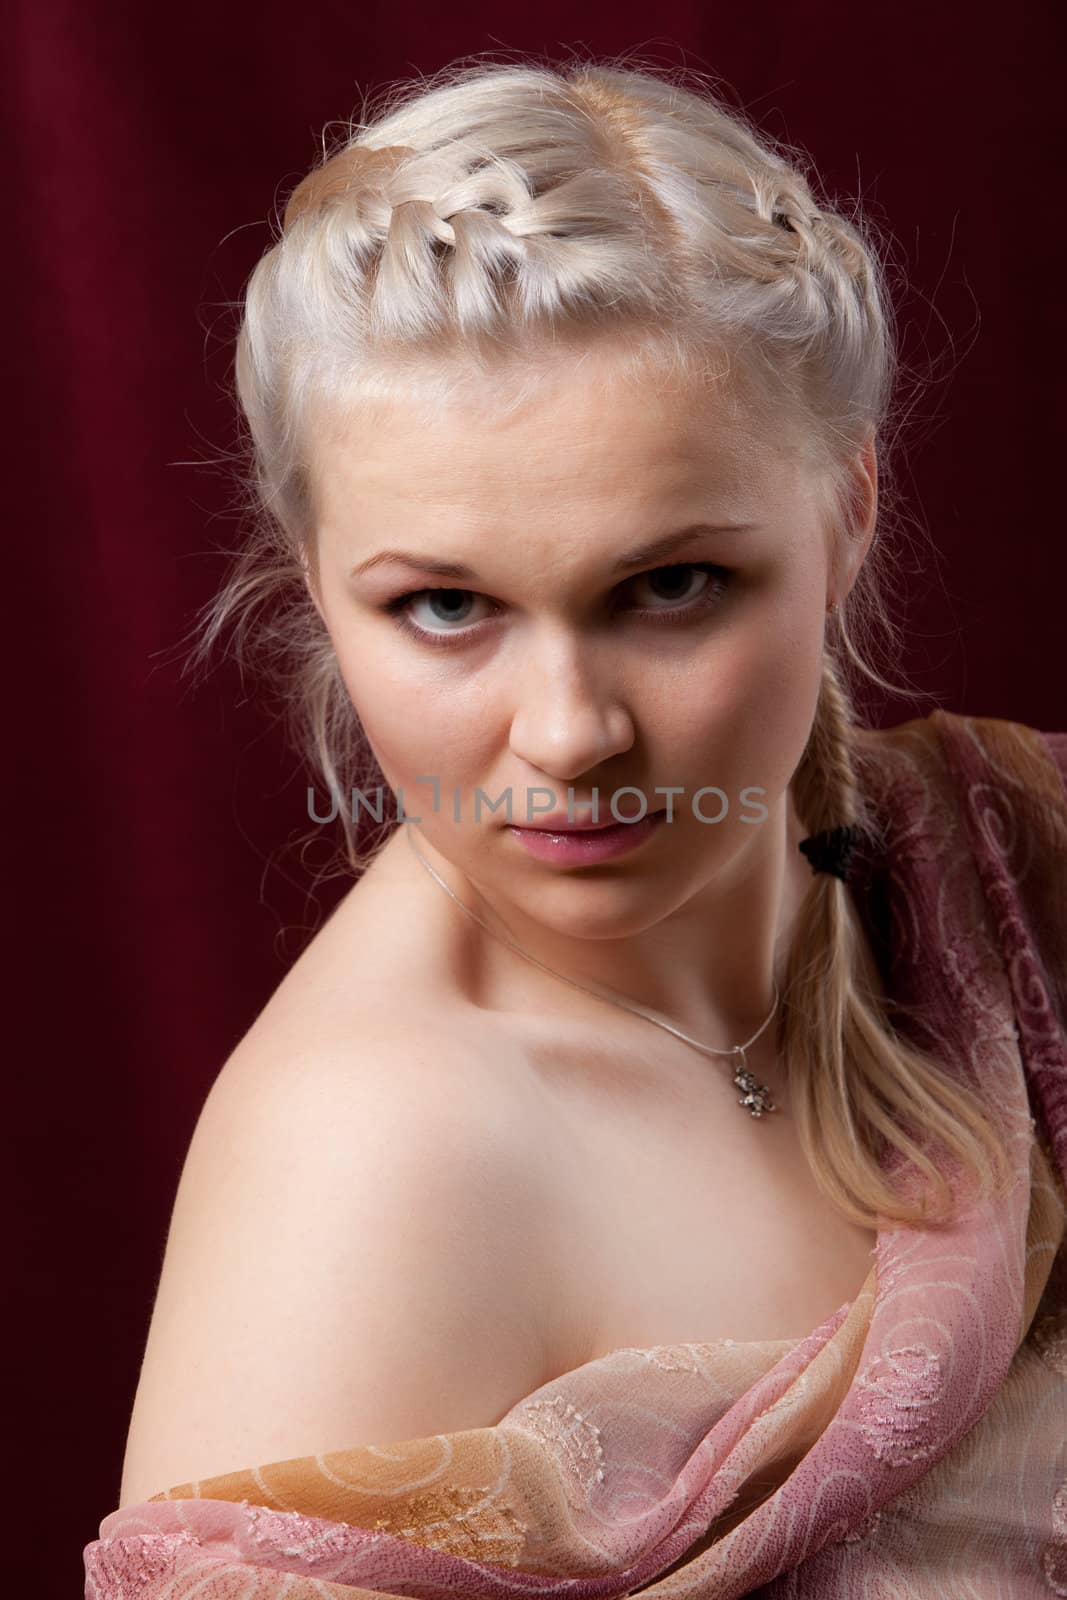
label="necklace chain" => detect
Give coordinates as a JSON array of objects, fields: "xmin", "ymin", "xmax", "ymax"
[{"xmin": 403, "ymin": 825, "xmax": 781, "ymax": 1119}]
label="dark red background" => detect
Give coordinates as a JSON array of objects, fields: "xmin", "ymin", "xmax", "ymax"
[{"xmin": 7, "ymin": 4, "xmax": 1062, "ymax": 1593}]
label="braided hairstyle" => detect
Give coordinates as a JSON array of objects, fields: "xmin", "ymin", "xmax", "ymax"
[{"xmin": 188, "ymin": 52, "xmax": 1012, "ymax": 1230}]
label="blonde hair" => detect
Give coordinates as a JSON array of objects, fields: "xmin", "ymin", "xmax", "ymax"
[{"xmin": 186, "ymin": 49, "xmax": 1013, "ymax": 1231}]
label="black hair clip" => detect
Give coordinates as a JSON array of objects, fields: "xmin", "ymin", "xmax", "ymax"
[{"xmin": 798, "ymin": 823, "xmax": 864, "ymax": 882}]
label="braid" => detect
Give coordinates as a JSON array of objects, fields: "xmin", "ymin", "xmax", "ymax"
[
  {"xmin": 791, "ymin": 655, "xmax": 863, "ymax": 839},
  {"xmin": 283, "ymin": 144, "xmax": 417, "ymax": 232},
  {"xmin": 775, "ymin": 656, "xmax": 901, "ymax": 1212}
]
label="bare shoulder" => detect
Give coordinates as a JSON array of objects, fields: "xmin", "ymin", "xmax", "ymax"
[{"xmin": 118, "ymin": 948, "xmax": 561, "ymax": 1509}]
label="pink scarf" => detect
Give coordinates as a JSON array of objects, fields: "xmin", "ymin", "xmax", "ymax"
[{"xmin": 84, "ymin": 710, "xmax": 1067, "ymax": 1597}]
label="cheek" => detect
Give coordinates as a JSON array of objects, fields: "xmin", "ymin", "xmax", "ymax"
[
  {"xmin": 729, "ymin": 602, "xmax": 827, "ymax": 790},
  {"xmin": 329, "ymin": 639, "xmax": 416, "ymax": 782},
  {"xmin": 652, "ymin": 597, "xmax": 826, "ymax": 796},
  {"xmin": 331, "ymin": 641, "xmax": 495, "ymax": 787},
  {"xmin": 742, "ymin": 603, "xmax": 825, "ymax": 717}
]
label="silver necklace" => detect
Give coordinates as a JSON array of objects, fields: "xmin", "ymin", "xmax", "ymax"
[{"xmin": 403, "ymin": 825, "xmax": 781, "ymax": 1118}]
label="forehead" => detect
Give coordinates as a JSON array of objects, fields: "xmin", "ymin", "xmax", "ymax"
[{"xmin": 307, "ymin": 349, "xmax": 802, "ymax": 526}]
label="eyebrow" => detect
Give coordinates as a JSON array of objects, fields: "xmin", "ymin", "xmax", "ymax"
[{"xmin": 348, "ymin": 522, "xmax": 756, "ymax": 582}]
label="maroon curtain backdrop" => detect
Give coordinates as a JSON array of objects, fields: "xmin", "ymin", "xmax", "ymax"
[{"xmin": 8, "ymin": 4, "xmax": 1062, "ymax": 1594}]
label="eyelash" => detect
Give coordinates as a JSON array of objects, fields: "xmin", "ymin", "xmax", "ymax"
[{"xmin": 382, "ymin": 562, "xmax": 735, "ymax": 651}]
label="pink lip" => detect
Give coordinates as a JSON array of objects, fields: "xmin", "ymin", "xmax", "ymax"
[
  {"xmin": 518, "ymin": 809, "xmax": 656, "ymax": 833},
  {"xmin": 506, "ymin": 810, "xmax": 668, "ymax": 864}
]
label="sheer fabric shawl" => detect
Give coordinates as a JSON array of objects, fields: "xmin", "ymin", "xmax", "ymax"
[{"xmin": 84, "ymin": 711, "xmax": 1067, "ymax": 1598}]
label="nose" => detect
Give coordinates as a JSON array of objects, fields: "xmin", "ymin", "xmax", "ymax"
[{"xmin": 507, "ymin": 626, "xmax": 635, "ymax": 781}]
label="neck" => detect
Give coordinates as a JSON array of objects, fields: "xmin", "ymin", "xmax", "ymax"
[{"xmin": 400, "ymin": 791, "xmax": 815, "ymax": 1053}]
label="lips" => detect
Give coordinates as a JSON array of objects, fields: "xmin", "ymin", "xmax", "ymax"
[
  {"xmin": 516, "ymin": 807, "xmax": 666, "ymax": 833},
  {"xmin": 506, "ymin": 808, "xmax": 668, "ymax": 864}
]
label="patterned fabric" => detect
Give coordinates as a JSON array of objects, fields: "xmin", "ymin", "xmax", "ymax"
[{"xmin": 84, "ymin": 710, "xmax": 1067, "ymax": 1598}]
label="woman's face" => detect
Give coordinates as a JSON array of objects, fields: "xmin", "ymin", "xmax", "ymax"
[{"xmin": 305, "ymin": 349, "xmax": 873, "ymax": 940}]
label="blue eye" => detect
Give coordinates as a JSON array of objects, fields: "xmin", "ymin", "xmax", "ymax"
[{"xmin": 383, "ymin": 561, "xmax": 734, "ymax": 650}]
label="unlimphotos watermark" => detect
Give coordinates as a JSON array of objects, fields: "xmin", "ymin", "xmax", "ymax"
[{"xmin": 307, "ymin": 779, "xmax": 769, "ymax": 827}]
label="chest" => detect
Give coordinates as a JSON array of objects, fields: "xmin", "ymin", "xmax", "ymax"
[{"xmin": 514, "ymin": 1018, "xmax": 879, "ymax": 1360}]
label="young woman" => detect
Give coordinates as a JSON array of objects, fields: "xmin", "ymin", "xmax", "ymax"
[{"xmin": 86, "ymin": 54, "xmax": 1067, "ymax": 1598}]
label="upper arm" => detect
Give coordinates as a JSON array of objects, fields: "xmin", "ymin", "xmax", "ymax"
[{"xmin": 118, "ymin": 1031, "xmax": 554, "ymax": 1509}]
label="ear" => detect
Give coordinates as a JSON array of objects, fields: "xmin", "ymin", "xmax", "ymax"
[
  {"xmin": 829, "ymin": 431, "xmax": 878, "ymax": 609},
  {"xmin": 853, "ymin": 430, "xmax": 878, "ymax": 553},
  {"xmin": 299, "ymin": 547, "xmax": 327, "ymax": 626},
  {"xmin": 305, "ymin": 577, "xmax": 326, "ymax": 626}
]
